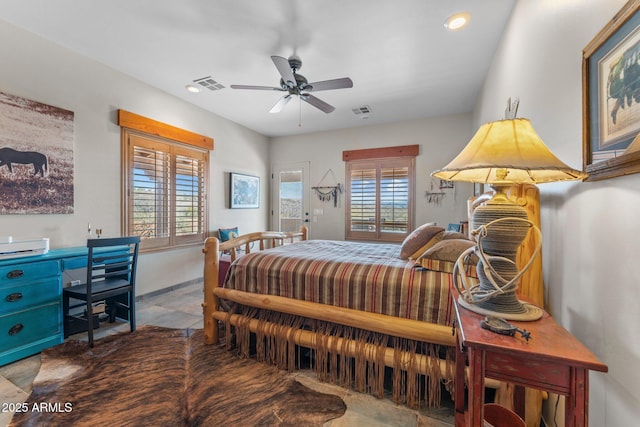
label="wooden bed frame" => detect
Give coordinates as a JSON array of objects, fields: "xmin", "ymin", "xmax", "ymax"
[
  {"xmin": 202, "ymin": 184, "xmax": 543, "ymax": 411},
  {"xmin": 202, "ymin": 227, "xmax": 456, "ymax": 365}
]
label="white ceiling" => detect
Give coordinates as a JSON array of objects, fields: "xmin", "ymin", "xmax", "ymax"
[{"xmin": 0, "ymin": 0, "xmax": 515, "ymax": 137}]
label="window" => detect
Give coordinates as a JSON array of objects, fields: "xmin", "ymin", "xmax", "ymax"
[
  {"xmin": 119, "ymin": 111, "xmax": 212, "ymax": 252},
  {"xmin": 345, "ymin": 146, "xmax": 416, "ymax": 242}
]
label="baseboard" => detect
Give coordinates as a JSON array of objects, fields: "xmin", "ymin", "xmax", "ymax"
[{"xmin": 136, "ymin": 277, "xmax": 202, "ymax": 302}]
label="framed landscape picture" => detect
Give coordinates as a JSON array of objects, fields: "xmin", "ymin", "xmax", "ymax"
[
  {"xmin": 583, "ymin": 0, "xmax": 640, "ymax": 180},
  {"xmin": 230, "ymin": 172, "xmax": 259, "ymax": 209}
]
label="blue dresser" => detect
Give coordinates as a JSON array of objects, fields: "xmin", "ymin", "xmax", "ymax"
[{"xmin": 0, "ymin": 247, "xmax": 118, "ymax": 366}]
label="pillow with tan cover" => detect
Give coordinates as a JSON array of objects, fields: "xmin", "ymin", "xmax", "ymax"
[
  {"xmin": 442, "ymin": 230, "xmax": 468, "ymax": 240},
  {"xmin": 399, "ymin": 223, "xmax": 444, "ymax": 260},
  {"xmin": 414, "ymin": 238, "xmax": 478, "ymax": 276}
]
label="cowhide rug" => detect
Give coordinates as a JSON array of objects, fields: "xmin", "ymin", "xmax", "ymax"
[{"xmin": 10, "ymin": 326, "xmax": 346, "ymax": 426}]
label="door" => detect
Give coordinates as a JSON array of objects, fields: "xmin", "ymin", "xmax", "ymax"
[{"xmin": 271, "ymin": 162, "xmax": 310, "ymax": 233}]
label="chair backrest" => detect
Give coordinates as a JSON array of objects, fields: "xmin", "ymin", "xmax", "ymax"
[{"xmin": 86, "ymin": 236, "xmax": 140, "ymax": 291}]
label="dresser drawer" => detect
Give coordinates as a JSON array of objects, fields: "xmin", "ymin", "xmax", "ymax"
[
  {"xmin": 0, "ymin": 303, "xmax": 61, "ymax": 353},
  {"xmin": 0, "ymin": 278, "xmax": 61, "ymax": 315},
  {"xmin": 0, "ymin": 260, "xmax": 60, "ymax": 285},
  {"xmin": 61, "ymin": 256, "xmax": 87, "ymax": 271}
]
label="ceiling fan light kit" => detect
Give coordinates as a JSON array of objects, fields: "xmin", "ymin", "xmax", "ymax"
[{"xmin": 231, "ymin": 55, "xmax": 353, "ymax": 114}]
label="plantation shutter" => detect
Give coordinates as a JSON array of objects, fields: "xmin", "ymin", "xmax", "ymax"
[
  {"xmin": 131, "ymin": 137, "xmax": 171, "ymax": 249},
  {"xmin": 349, "ymin": 166, "xmax": 377, "ymax": 233},
  {"xmin": 346, "ymin": 156, "xmax": 414, "ymax": 242},
  {"xmin": 174, "ymin": 147, "xmax": 206, "ymax": 244},
  {"xmin": 126, "ymin": 132, "xmax": 208, "ymax": 251},
  {"xmin": 379, "ymin": 165, "xmax": 410, "ymax": 233}
]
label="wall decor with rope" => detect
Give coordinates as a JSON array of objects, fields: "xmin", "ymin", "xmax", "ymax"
[{"xmin": 312, "ymin": 169, "xmax": 343, "ymax": 207}]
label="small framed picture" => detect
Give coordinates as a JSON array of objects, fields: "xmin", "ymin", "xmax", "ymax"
[
  {"xmin": 230, "ymin": 173, "xmax": 260, "ymax": 209},
  {"xmin": 439, "ymin": 179, "xmax": 454, "ymax": 189},
  {"xmin": 446, "ymin": 223, "xmax": 462, "ymax": 232}
]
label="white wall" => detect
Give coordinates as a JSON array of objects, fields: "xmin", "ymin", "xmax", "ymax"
[
  {"xmin": 270, "ymin": 113, "xmax": 474, "ymax": 240},
  {"xmin": 474, "ymin": 0, "xmax": 637, "ymax": 425},
  {"xmin": 0, "ymin": 20, "xmax": 270, "ymax": 295}
]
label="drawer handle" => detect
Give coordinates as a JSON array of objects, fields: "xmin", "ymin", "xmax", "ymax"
[
  {"xmin": 7, "ymin": 269, "xmax": 24, "ymax": 279},
  {"xmin": 8, "ymin": 323, "xmax": 24, "ymax": 336},
  {"xmin": 5, "ymin": 292, "xmax": 23, "ymax": 302}
]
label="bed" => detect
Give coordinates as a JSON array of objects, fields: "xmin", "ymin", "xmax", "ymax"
[{"xmin": 202, "ymin": 185, "xmax": 543, "ymax": 410}]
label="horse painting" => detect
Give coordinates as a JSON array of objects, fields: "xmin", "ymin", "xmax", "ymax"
[{"xmin": 0, "ymin": 147, "xmax": 48, "ymax": 176}]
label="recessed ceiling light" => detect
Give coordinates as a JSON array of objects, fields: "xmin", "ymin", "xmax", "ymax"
[
  {"xmin": 185, "ymin": 84, "xmax": 202, "ymax": 93},
  {"xmin": 445, "ymin": 12, "xmax": 471, "ymax": 30}
]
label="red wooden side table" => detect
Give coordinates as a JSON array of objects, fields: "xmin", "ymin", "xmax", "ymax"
[{"xmin": 452, "ymin": 290, "xmax": 608, "ymax": 427}]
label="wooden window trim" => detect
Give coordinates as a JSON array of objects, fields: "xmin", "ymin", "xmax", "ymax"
[
  {"xmin": 120, "ymin": 112, "xmax": 211, "ymax": 253},
  {"xmin": 118, "ymin": 110, "xmax": 213, "ymax": 151},
  {"xmin": 342, "ymin": 144, "xmax": 419, "ymax": 162}
]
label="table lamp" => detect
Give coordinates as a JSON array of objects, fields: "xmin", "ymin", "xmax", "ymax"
[{"xmin": 432, "ymin": 114, "xmax": 587, "ymax": 321}]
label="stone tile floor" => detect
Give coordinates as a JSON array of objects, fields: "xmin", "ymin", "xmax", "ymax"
[{"xmin": 0, "ymin": 282, "xmax": 454, "ymax": 427}]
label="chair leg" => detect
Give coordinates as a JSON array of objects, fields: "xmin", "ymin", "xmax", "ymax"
[
  {"xmin": 86, "ymin": 300, "xmax": 94, "ymax": 348},
  {"xmin": 62, "ymin": 292, "xmax": 69, "ymax": 339},
  {"xmin": 107, "ymin": 298, "xmax": 117, "ymax": 323},
  {"xmin": 130, "ymin": 292, "xmax": 136, "ymax": 333}
]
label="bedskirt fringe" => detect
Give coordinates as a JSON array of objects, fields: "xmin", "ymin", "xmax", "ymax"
[{"xmin": 224, "ymin": 304, "xmax": 454, "ymax": 409}]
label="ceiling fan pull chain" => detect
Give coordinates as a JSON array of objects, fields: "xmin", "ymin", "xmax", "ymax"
[{"xmin": 299, "ymin": 96, "xmax": 302, "ymax": 127}]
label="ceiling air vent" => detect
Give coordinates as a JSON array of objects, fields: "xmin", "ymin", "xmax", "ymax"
[
  {"xmin": 193, "ymin": 76, "xmax": 225, "ymax": 91},
  {"xmin": 352, "ymin": 105, "xmax": 372, "ymax": 119}
]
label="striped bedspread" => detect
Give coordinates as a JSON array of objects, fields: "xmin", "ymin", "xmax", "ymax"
[{"xmin": 224, "ymin": 240, "xmax": 454, "ymax": 326}]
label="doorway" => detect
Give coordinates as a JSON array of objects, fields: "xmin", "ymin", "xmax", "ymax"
[{"xmin": 271, "ymin": 162, "xmax": 310, "ymax": 233}]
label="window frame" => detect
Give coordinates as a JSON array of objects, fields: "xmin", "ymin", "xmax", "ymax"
[
  {"xmin": 345, "ymin": 151, "xmax": 416, "ymax": 243},
  {"xmin": 119, "ymin": 111, "xmax": 212, "ymax": 253}
]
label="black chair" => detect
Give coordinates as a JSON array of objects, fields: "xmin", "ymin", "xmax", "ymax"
[{"xmin": 63, "ymin": 236, "xmax": 140, "ymax": 347}]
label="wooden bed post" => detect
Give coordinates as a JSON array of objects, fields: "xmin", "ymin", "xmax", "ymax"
[
  {"xmin": 202, "ymin": 226, "xmax": 307, "ymax": 345},
  {"xmin": 508, "ymin": 184, "xmax": 543, "ymax": 307},
  {"xmin": 202, "ymin": 237, "xmax": 220, "ymax": 344},
  {"xmin": 506, "ymin": 184, "xmax": 545, "ymax": 427}
]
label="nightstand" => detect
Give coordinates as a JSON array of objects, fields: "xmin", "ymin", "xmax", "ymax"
[{"xmin": 452, "ymin": 290, "xmax": 608, "ymax": 427}]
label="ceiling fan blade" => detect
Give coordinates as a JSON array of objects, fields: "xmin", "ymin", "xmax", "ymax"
[
  {"xmin": 230, "ymin": 84, "xmax": 284, "ymax": 91},
  {"xmin": 269, "ymin": 94, "xmax": 292, "ymax": 113},
  {"xmin": 306, "ymin": 77, "xmax": 353, "ymax": 92},
  {"xmin": 271, "ymin": 55, "xmax": 296, "ymax": 88},
  {"xmin": 301, "ymin": 94, "xmax": 335, "ymax": 113}
]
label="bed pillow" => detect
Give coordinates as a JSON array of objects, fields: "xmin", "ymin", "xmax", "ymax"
[
  {"xmin": 415, "ymin": 238, "xmax": 478, "ymax": 276},
  {"xmin": 218, "ymin": 227, "xmax": 239, "ymax": 242},
  {"xmin": 442, "ymin": 230, "xmax": 468, "ymax": 240},
  {"xmin": 399, "ymin": 223, "xmax": 444, "ymax": 260}
]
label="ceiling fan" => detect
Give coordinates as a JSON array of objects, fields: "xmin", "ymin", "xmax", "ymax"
[{"xmin": 231, "ymin": 55, "xmax": 353, "ymax": 114}]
